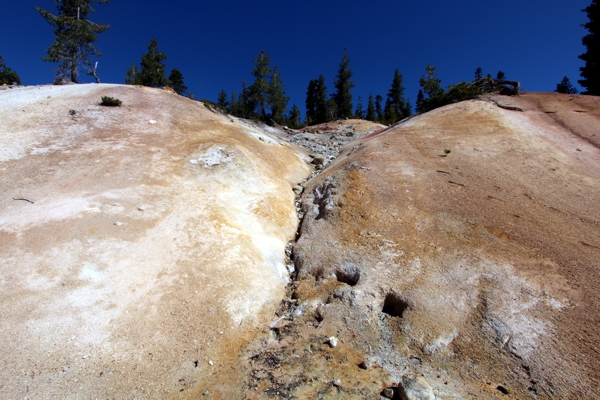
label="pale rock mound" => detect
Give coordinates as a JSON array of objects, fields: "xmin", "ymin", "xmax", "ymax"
[
  {"xmin": 259, "ymin": 93, "xmax": 599, "ymax": 398},
  {"xmin": 0, "ymin": 84, "xmax": 311, "ymax": 397}
]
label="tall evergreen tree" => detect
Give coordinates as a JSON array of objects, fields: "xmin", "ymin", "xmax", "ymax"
[
  {"xmin": 249, "ymin": 50, "xmax": 272, "ymax": 120},
  {"xmin": 124, "ymin": 62, "xmax": 140, "ymax": 85},
  {"xmin": 168, "ymin": 68, "xmax": 187, "ymax": 95},
  {"xmin": 383, "ymin": 98, "xmax": 395, "ymax": 124},
  {"xmin": 579, "ymin": 0, "xmax": 600, "ymax": 95},
  {"xmin": 36, "ymin": 0, "xmax": 110, "ymax": 83},
  {"xmin": 418, "ymin": 64, "xmax": 445, "ymax": 112},
  {"xmin": 416, "ymin": 89, "xmax": 425, "ymax": 113},
  {"xmin": 375, "ymin": 95, "xmax": 384, "ymax": 121},
  {"xmin": 496, "ymin": 71, "xmax": 506, "ymax": 80},
  {"xmin": 354, "ymin": 96, "xmax": 365, "ymax": 119},
  {"xmin": 306, "ymin": 76, "xmax": 329, "ymax": 124},
  {"xmin": 474, "ymin": 67, "xmax": 483, "ymax": 80},
  {"xmin": 229, "ymin": 92, "xmax": 238, "ymax": 115},
  {"xmin": 555, "ymin": 77, "xmax": 579, "ymax": 94},
  {"xmin": 332, "ymin": 49, "xmax": 355, "ymax": 119},
  {"xmin": 366, "ymin": 94, "xmax": 376, "ymax": 121},
  {"xmin": 268, "ymin": 66, "xmax": 290, "ymax": 124},
  {"xmin": 0, "ymin": 56, "xmax": 21, "ymax": 85},
  {"xmin": 288, "ymin": 104, "xmax": 302, "ymax": 129},
  {"xmin": 217, "ymin": 89, "xmax": 229, "ymax": 109},
  {"xmin": 325, "ymin": 98, "xmax": 337, "ymax": 121},
  {"xmin": 314, "ymin": 75, "xmax": 329, "ymax": 124},
  {"xmin": 385, "ymin": 69, "xmax": 411, "ymax": 123},
  {"xmin": 238, "ymin": 80, "xmax": 254, "ymax": 119},
  {"xmin": 305, "ymin": 79, "xmax": 318, "ymax": 125},
  {"xmin": 138, "ymin": 37, "xmax": 168, "ymax": 87}
]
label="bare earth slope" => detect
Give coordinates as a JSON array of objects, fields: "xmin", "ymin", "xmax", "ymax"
[
  {"xmin": 0, "ymin": 84, "xmax": 311, "ymax": 398},
  {"xmin": 281, "ymin": 93, "xmax": 600, "ymax": 398}
]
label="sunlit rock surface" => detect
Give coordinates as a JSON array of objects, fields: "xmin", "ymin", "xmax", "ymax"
[
  {"xmin": 282, "ymin": 94, "xmax": 600, "ymax": 398},
  {"xmin": 0, "ymin": 84, "xmax": 311, "ymax": 397}
]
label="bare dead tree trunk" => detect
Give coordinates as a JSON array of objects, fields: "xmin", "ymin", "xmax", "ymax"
[{"xmin": 91, "ymin": 61, "xmax": 100, "ymax": 83}]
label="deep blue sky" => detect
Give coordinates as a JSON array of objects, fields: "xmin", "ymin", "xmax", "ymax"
[{"xmin": 1, "ymin": 1, "xmax": 591, "ymax": 117}]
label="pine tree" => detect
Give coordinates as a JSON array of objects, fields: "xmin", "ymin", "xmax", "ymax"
[
  {"xmin": 124, "ymin": 62, "xmax": 140, "ymax": 85},
  {"xmin": 168, "ymin": 68, "xmax": 187, "ymax": 95},
  {"xmin": 383, "ymin": 98, "xmax": 395, "ymax": 124},
  {"xmin": 416, "ymin": 90, "xmax": 425, "ymax": 113},
  {"xmin": 238, "ymin": 80, "xmax": 254, "ymax": 119},
  {"xmin": 366, "ymin": 94, "xmax": 376, "ymax": 121},
  {"xmin": 354, "ymin": 96, "xmax": 365, "ymax": 119},
  {"xmin": 305, "ymin": 79, "xmax": 318, "ymax": 125},
  {"xmin": 579, "ymin": 0, "xmax": 600, "ymax": 95},
  {"xmin": 268, "ymin": 66, "xmax": 290, "ymax": 124},
  {"xmin": 249, "ymin": 50, "xmax": 272, "ymax": 120},
  {"xmin": 314, "ymin": 75, "xmax": 328, "ymax": 124},
  {"xmin": 555, "ymin": 77, "xmax": 579, "ymax": 94},
  {"xmin": 0, "ymin": 56, "xmax": 21, "ymax": 85},
  {"xmin": 332, "ymin": 49, "xmax": 355, "ymax": 119},
  {"xmin": 496, "ymin": 71, "xmax": 506, "ymax": 80},
  {"xmin": 229, "ymin": 92, "xmax": 238, "ymax": 115},
  {"xmin": 386, "ymin": 69, "xmax": 412, "ymax": 123},
  {"xmin": 326, "ymin": 99, "xmax": 337, "ymax": 121},
  {"xmin": 138, "ymin": 37, "xmax": 168, "ymax": 87},
  {"xmin": 375, "ymin": 95, "xmax": 383, "ymax": 121},
  {"xmin": 418, "ymin": 64, "xmax": 445, "ymax": 112},
  {"xmin": 474, "ymin": 67, "xmax": 483, "ymax": 80},
  {"xmin": 217, "ymin": 89, "xmax": 229, "ymax": 109},
  {"xmin": 288, "ymin": 104, "xmax": 301, "ymax": 129},
  {"xmin": 36, "ymin": 0, "xmax": 110, "ymax": 83}
]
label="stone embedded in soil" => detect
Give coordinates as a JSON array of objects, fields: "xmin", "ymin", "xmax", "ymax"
[
  {"xmin": 311, "ymin": 154, "xmax": 326, "ymax": 166},
  {"xmin": 398, "ymin": 374, "xmax": 434, "ymax": 400},
  {"xmin": 359, "ymin": 359, "xmax": 373, "ymax": 370}
]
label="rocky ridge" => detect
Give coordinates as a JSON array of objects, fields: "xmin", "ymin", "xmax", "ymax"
[
  {"xmin": 1, "ymin": 86, "xmax": 599, "ymax": 399},
  {"xmin": 193, "ymin": 93, "xmax": 600, "ymax": 399}
]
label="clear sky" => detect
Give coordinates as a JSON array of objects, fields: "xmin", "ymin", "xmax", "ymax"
[{"xmin": 1, "ymin": 0, "xmax": 591, "ymax": 117}]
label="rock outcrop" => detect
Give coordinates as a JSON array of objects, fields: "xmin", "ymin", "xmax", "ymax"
[
  {"xmin": 2, "ymin": 86, "xmax": 600, "ymax": 399},
  {"xmin": 286, "ymin": 93, "xmax": 600, "ymax": 398},
  {"xmin": 0, "ymin": 84, "xmax": 311, "ymax": 397}
]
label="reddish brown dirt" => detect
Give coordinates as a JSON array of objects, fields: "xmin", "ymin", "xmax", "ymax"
[{"xmin": 287, "ymin": 94, "xmax": 600, "ymax": 398}]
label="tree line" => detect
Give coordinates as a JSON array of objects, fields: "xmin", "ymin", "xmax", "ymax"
[
  {"xmin": 1, "ymin": 0, "xmax": 598, "ymax": 119},
  {"xmin": 216, "ymin": 48, "xmax": 413, "ymax": 128}
]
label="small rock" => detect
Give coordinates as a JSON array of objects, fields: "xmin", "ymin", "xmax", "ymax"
[
  {"xmin": 293, "ymin": 185, "xmax": 304, "ymax": 196},
  {"xmin": 381, "ymin": 387, "xmax": 395, "ymax": 399},
  {"xmin": 315, "ymin": 305, "xmax": 326, "ymax": 322},
  {"xmin": 333, "ymin": 379, "xmax": 342, "ymax": 387},
  {"xmin": 149, "ymin": 120, "xmax": 157, "ymax": 124},
  {"xmin": 203, "ymin": 390, "xmax": 210, "ymax": 396},
  {"xmin": 208, "ymin": 360, "xmax": 213, "ymax": 366},
  {"xmin": 137, "ymin": 205, "xmax": 145, "ymax": 211},
  {"xmin": 359, "ymin": 359, "xmax": 373, "ymax": 370},
  {"xmin": 113, "ymin": 221, "xmax": 122, "ymax": 226},
  {"xmin": 327, "ymin": 336, "xmax": 339, "ymax": 348},
  {"xmin": 311, "ymin": 154, "xmax": 326, "ymax": 166},
  {"xmin": 269, "ymin": 316, "xmax": 290, "ymax": 330},
  {"xmin": 398, "ymin": 374, "xmax": 435, "ymax": 400}
]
